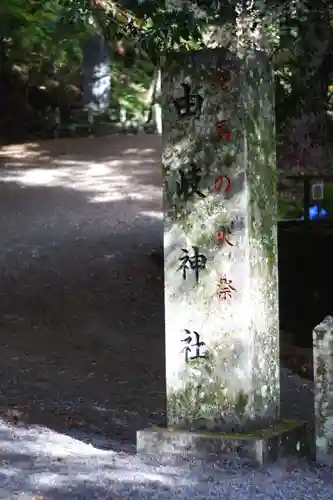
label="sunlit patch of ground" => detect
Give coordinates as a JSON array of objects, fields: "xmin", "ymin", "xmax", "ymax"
[
  {"xmin": 0, "ymin": 135, "xmax": 163, "ymax": 211},
  {"xmin": 1, "ymin": 414, "xmax": 333, "ymax": 499}
]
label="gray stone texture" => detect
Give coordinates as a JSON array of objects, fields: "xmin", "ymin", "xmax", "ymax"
[
  {"xmin": 137, "ymin": 420, "xmax": 311, "ymax": 466},
  {"xmin": 313, "ymin": 315, "xmax": 333, "ymax": 464},
  {"xmin": 162, "ymin": 47, "xmax": 279, "ymax": 433}
]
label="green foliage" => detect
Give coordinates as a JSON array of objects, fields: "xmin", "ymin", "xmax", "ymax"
[
  {"xmin": 322, "ymin": 183, "xmax": 333, "ymax": 217},
  {"xmin": 278, "ymin": 196, "xmax": 303, "ymax": 220},
  {"xmin": 1, "ymin": 0, "xmax": 87, "ymax": 73},
  {"xmin": 110, "ymin": 54, "xmax": 154, "ymax": 119}
]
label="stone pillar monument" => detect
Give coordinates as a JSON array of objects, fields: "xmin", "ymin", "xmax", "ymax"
[
  {"xmin": 82, "ymin": 34, "xmax": 111, "ymax": 115},
  {"xmin": 137, "ymin": 45, "xmax": 310, "ymax": 465},
  {"xmin": 160, "ymin": 46, "xmax": 280, "ymax": 431}
]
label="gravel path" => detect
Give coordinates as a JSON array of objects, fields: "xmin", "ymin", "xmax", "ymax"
[
  {"xmin": 0, "ymin": 418, "xmax": 332, "ymax": 499},
  {"xmin": 0, "ymin": 134, "xmax": 166, "ymax": 448},
  {"xmin": 0, "ymin": 134, "xmax": 330, "ymax": 497}
]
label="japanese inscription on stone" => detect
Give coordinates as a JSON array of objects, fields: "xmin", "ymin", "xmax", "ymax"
[
  {"xmin": 172, "ymin": 64, "xmax": 237, "ymax": 363},
  {"xmin": 162, "ymin": 47, "xmax": 279, "ymax": 432}
]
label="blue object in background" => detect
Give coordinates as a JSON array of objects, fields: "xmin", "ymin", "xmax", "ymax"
[{"xmin": 300, "ymin": 204, "xmax": 328, "ymax": 220}]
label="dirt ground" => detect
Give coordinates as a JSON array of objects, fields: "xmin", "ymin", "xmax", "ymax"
[
  {"xmin": 0, "ymin": 133, "xmax": 314, "ymax": 454},
  {"xmin": 0, "ymin": 133, "xmax": 166, "ymax": 451}
]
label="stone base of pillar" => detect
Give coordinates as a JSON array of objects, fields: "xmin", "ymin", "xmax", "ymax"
[{"xmin": 137, "ymin": 420, "xmax": 313, "ymax": 466}]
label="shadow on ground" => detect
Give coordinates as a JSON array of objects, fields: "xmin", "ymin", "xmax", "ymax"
[
  {"xmin": 0, "ymin": 417, "xmax": 332, "ymax": 499},
  {"xmin": 0, "ymin": 134, "xmax": 166, "ymax": 455},
  {"xmin": 0, "ymin": 420, "xmax": 203, "ymax": 498},
  {"xmin": 0, "ymin": 133, "xmax": 320, "ymax": 495}
]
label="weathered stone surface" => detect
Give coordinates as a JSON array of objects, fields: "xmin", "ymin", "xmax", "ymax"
[
  {"xmin": 161, "ymin": 47, "xmax": 279, "ymax": 434},
  {"xmin": 313, "ymin": 315, "xmax": 333, "ymax": 464},
  {"xmin": 137, "ymin": 420, "xmax": 311, "ymax": 466},
  {"xmin": 82, "ymin": 35, "xmax": 111, "ymax": 114}
]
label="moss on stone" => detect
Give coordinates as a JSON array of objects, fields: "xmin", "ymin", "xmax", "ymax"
[
  {"xmin": 151, "ymin": 420, "xmax": 301, "ymax": 440},
  {"xmin": 162, "ymin": 48, "xmax": 280, "ymax": 435}
]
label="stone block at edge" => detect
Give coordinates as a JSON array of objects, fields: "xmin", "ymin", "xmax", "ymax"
[{"xmin": 136, "ymin": 421, "xmax": 312, "ymax": 466}]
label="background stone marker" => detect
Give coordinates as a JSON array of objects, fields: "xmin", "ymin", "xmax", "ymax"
[
  {"xmin": 313, "ymin": 315, "xmax": 333, "ymax": 464},
  {"xmin": 82, "ymin": 35, "xmax": 111, "ymax": 115}
]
